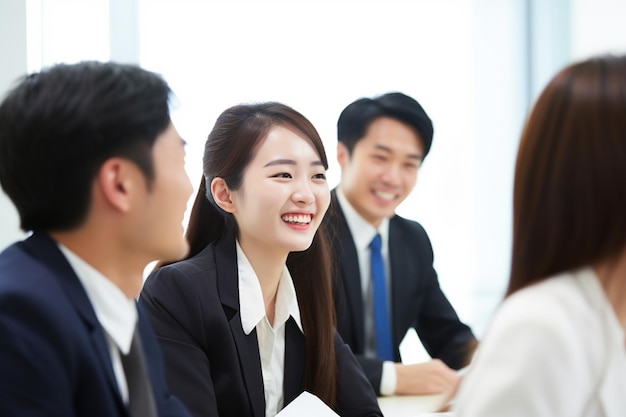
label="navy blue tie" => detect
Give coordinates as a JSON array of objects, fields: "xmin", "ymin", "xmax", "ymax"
[{"xmin": 369, "ymin": 234, "xmax": 394, "ymax": 361}]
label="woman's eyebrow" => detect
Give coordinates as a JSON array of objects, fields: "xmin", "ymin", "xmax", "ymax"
[
  {"xmin": 264, "ymin": 159, "xmax": 295, "ymax": 167},
  {"xmin": 263, "ymin": 159, "xmax": 324, "ymax": 167}
]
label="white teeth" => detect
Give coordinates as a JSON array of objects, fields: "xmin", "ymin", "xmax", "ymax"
[
  {"xmin": 374, "ymin": 190, "xmax": 395, "ymax": 201},
  {"xmin": 281, "ymin": 214, "xmax": 312, "ymax": 225}
]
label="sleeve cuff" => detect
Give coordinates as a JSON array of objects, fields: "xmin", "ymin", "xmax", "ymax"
[{"xmin": 379, "ymin": 361, "xmax": 397, "ymax": 396}]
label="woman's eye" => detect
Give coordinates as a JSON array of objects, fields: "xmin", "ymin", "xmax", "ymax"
[
  {"xmin": 273, "ymin": 172, "xmax": 292, "ymax": 179},
  {"xmin": 313, "ymin": 173, "xmax": 326, "ymax": 180}
]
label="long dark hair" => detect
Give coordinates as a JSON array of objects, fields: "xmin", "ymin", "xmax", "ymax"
[
  {"xmin": 509, "ymin": 55, "xmax": 626, "ymax": 296},
  {"xmin": 170, "ymin": 102, "xmax": 338, "ymax": 407}
]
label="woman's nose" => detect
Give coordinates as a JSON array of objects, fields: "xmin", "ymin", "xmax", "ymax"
[{"xmin": 291, "ymin": 182, "xmax": 315, "ymax": 205}]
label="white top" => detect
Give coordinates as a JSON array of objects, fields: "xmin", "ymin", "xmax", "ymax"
[
  {"xmin": 237, "ymin": 241, "xmax": 303, "ymax": 417},
  {"xmin": 58, "ymin": 244, "xmax": 137, "ymax": 404},
  {"xmin": 335, "ymin": 188, "xmax": 396, "ymax": 395},
  {"xmin": 454, "ymin": 267, "xmax": 626, "ymax": 417}
]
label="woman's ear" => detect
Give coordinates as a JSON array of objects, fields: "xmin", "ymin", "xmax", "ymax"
[{"xmin": 211, "ymin": 177, "xmax": 236, "ymax": 213}]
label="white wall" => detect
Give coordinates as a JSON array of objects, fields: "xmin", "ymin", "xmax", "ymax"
[
  {"xmin": 570, "ymin": 0, "xmax": 626, "ymax": 60},
  {"xmin": 469, "ymin": 0, "xmax": 529, "ymax": 336},
  {"xmin": 0, "ymin": 0, "xmax": 28, "ymax": 250}
]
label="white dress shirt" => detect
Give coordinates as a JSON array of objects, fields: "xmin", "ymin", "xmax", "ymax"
[
  {"xmin": 335, "ymin": 188, "xmax": 396, "ymax": 395},
  {"xmin": 58, "ymin": 244, "xmax": 137, "ymax": 404},
  {"xmin": 454, "ymin": 267, "xmax": 626, "ymax": 417},
  {"xmin": 237, "ymin": 241, "xmax": 303, "ymax": 417}
]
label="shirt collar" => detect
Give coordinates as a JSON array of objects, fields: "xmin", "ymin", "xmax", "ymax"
[
  {"xmin": 58, "ymin": 244, "xmax": 137, "ymax": 354},
  {"xmin": 336, "ymin": 187, "xmax": 390, "ymax": 250},
  {"xmin": 237, "ymin": 241, "xmax": 302, "ymax": 335}
]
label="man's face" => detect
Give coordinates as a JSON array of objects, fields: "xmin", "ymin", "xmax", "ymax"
[
  {"xmin": 128, "ymin": 122, "xmax": 194, "ymax": 263},
  {"xmin": 337, "ymin": 117, "xmax": 424, "ymax": 227}
]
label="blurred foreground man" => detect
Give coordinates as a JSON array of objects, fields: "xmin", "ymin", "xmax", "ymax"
[{"xmin": 0, "ymin": 61, "xmax": 194, "ymax": 417}]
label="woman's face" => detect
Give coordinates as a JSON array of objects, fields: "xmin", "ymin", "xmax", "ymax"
[{"xmin": 230, "ymin": 124, "xmax": 330, "ymax": 256}]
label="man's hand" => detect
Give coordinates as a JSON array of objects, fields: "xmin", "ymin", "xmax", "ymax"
[{"xmin": 394, "ymin": 359, "xmax": 460, "ymax": 395}]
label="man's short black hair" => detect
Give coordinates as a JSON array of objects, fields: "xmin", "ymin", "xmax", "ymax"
[
  {"xmin": 0, "ymin": 61, "xmax": 172, "ymax": 232},
  {"xmin": 337, "ymin": 92, "xmax": 433, "ymax": 157}
]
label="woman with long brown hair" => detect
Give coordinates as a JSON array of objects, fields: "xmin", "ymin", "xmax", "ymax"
[
  {"xmin": 454, "ymin": 55, "xmax": 626, "ymax": 416},
  {"xmin": 139, "ymin": 102, "xmax": 381, "ymax": 417}
]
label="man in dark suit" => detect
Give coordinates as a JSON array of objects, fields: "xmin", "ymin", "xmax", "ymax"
[
  {"xmin": 328, "ymin": 92, "xmax": 477, "ymax": 396},
  {"xmin": 0, "ymin": 61, "xmax": 193, "ymax": 417}
]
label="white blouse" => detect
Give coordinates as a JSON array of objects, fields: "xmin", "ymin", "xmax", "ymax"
[
  {"xmin": 454, "ymin": 267, "xmax": 626, "ymax": 417},
  {"xmin": 237, "ymin": 241, "xmax": 303, "ymax": 417}
]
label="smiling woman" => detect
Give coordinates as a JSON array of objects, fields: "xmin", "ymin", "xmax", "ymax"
[
  {"xmin": 138, "ymin": 102, "xmax": 383, "ymax": 417},
  {"xmin": 221, "ymin": 124, "xmax": 330, "ymax": 254}
]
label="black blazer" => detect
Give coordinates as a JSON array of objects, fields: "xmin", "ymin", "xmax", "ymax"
[
  {"xmin": 139, "ymin": 232, "xmax": 382, "ymax": 417},
  {"xmin": 328, "ymin": 190, "xmax": 476, "ymax": 394},
  {"xmin": 0, "ymin": 233, "xmax": 190, "ymax": 417}
]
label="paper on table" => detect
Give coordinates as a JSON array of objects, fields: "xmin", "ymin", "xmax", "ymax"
[{"xmin": 276, "ymin": 391, "xmax": 339, "ymax": 417}]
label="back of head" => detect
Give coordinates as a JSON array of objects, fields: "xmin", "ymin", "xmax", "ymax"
[
  {"xmin": 337, "ymin": 91, "xmax": 434, "ymax": 157},
  {"xmin": 0, "ymin": 61, "xmax": 172, "ymax": 233},
  {"xmin": 509, "ymin": 54, "xmax": 626, "ymax": 295}
]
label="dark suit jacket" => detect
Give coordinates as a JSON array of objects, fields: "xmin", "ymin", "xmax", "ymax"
[
  {"xmin": 328, "ymin": 190, "xmax": 477, "ymax": 394},
  {"xmin": 0, "ymin": 233, "xmax": 190, "ymax": 417},
  {"xmin": 139, "ymin": 231, "xmax": 382, "ymax": 417}
]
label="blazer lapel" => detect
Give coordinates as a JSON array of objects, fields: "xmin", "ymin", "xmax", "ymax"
[
  {"xmin": 21, "ymin": 233, "xmax": 127, "ymax": 413},
  {"xmin": 283, "ymin": 318, "xmax": 305, "ymax": 407},
  {"xmin": 388, "ymin": 217, "xmax": 415, "ymax": 352},
  {"xmin": 215, "ymin": 234, "xmax": 265, "ymax": 417},
  {"xmin": 331, "ymin": 191, "xmax": 366, "ymax": 350}
]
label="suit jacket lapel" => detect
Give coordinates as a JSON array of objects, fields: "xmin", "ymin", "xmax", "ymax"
[
  {"xmin": 388, "ymin": 217, "xmax": 413, "ymax": 350},
  {"xmin": 21, "ymin": 233, "xmax": 126, "ymax": 413},
  {"xmin": 215, "ymin": 233, "xmax": 265, "ymax": 417},
  {"xmin": 283, "ymin": 318, "xmax": 305, "ymax": 406},
  {"xmin": 331, "ymin": 191, "xmax": 366, "ymax": 350}
]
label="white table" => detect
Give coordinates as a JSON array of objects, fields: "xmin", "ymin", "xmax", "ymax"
[{"xmin": 377, "ymin": 393, "xmax": 449, "ymax": 417}]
